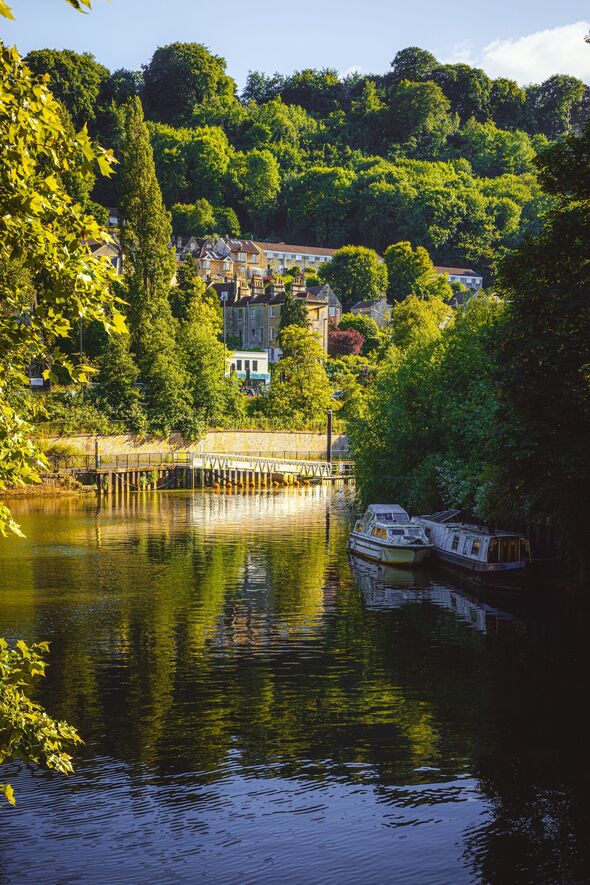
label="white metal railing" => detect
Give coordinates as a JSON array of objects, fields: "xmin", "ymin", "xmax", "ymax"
[{"xmin": 184, "ymin": 451, "xmax": 333, "ymax": 478}]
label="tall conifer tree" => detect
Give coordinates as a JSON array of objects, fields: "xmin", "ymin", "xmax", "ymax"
[{"xmin": 118, "ymin": 97, "xmax": 193, "ymax": 434}]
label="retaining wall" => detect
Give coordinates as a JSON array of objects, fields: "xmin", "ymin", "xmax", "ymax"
[{"xmin": 42, "ymin": 429, "xmax": 349, "ymax": 458}]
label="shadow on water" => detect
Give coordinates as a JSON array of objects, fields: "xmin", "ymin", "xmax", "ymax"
[{"xmin": 0, "ymin": 488, "xmax": 589, "ymax": 884}]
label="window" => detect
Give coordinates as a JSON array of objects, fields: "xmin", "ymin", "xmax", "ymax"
[
  {"xmin": 245, "ymin": 360, "xmax": 250, "ymax": 370},
  {"xmin": 223, "ymin": 261, "xmax": 231, "ymax": 270},
  {"xmin": 204, "ymin": 259, "xmax": 211, "ymax": 269},
  {"xmin": 471, "ymin": 539, "xmax": 481, "ymax": 556},
  {"xmin": 451, "ymin": 534, "xmax": 460, "ymax": 551},
  {"xmin": 238, "ymin": 252, "xmax": 246, "ymax": 262},
  {"xmin": 236, "ymin": 360, "xmax": 242, "ymax": 370},
  {"xmin": 252, "ymin": 360, "xmax": 258, "ymax": 371},
  {"xmin": 296, "ymin": 255, "xmax": 302, "ymax": 261}
]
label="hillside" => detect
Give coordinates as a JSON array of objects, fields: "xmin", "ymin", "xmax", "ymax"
[{"xmin": 24, "ymin": 43, "xmax": 589, "ymax": 275}]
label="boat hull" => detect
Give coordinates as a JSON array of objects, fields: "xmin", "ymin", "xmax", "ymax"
[
  {"xmin": 431, "ymin": 550, "xmax": 527, "ymax": 588},
  {"xmin": 348, "ymin": 533, "xmax": 432, "ymax": 566}
]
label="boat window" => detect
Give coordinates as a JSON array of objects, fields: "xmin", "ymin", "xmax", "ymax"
[
  {"xmin": 471, "ymin": 539, "xmax": 481, "ymax": 556},
  {"xmin": 389, "ymin": 528, "xmax": 404, "ymax": 536},
  {"xmin": 451, "ymin": 534, "xmax": 460, "ymax": 551},
  {"xmin": 488, "ymin": 540, "xmax": 498, "ymax": 563}
]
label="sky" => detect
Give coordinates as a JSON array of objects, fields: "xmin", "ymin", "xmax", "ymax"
[{"xmin": 2, "ymin": 0, "xmax": 590, "ymax": 88}]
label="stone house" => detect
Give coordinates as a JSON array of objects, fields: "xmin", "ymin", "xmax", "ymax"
[{"xmin": 350, "ymin": 295, "xmax": 391, "ymax": 327}]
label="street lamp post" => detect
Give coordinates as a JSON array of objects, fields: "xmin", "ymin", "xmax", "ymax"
[{"xmin": 221, "ymin": 291, "xmax": 228, "ymax": 347}]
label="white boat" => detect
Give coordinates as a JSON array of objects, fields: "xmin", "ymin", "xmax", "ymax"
[
  {"xmin": 412, "ymin": 510, "xmax": 530, "ymax": 581},
  {"xmin": 348, "ymin": 505, "xmax": 433, "ymax": 566}
]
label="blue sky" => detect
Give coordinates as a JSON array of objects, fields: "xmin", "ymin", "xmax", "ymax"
[{"xmin": 3, "ymin": 0, "xmax": 590, "ymax": 87}]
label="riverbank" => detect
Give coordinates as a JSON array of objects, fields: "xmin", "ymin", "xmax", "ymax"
[{"xmin": 0, "ymin": 475, "xmax": 94, "ymax": 500}]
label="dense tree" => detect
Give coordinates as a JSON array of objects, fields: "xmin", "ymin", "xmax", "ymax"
[
  {"xmin": 489, "ymin": 77, "xmax": 527, "ymax": 130},
  {"xmin": 265, "ymin": 325, "xmax": 332, "ymax": 423},
  {"xmin": 526, "ymin": 75, "xmax": 586, "ymax": 139},
  {"xmin": 338, "ymin": 312, "xmax": 382, "ymax": 354},
  {"xmin": 280, "ymin": 68, "xmax": 341, "ymax": 116},
  {"xmin": 279, "ymin": 291, "xmax": 309, "ymax": 330},
  {"xmin": 149, "ymin": 122, "xmax": 231, "ymax": 206},
  {"xmin": 24, "ymin": 48, "xmax": 109, "ymax": 127},
  {"xmin": 177, "ymin": 286, "xmax": 245, "ymax": 430},
  {"xmin": 241, "ymin": 70, "xmax": 285, "ymax": 104},
  {"xmin": 328, "ymin": 327, "xmax": 365, "ymax": 356},
  {"xmin": 95, "ymin": 332, "xmax": 145, "ymax": 431},
  {"xmin": 0, "ymin": 40, "xmax": 120, "ymax": 535},
  {"xmin": 118, "ymin": 97, "xmax": 194, "ymax": 434},
  {"xmin": 171, "ymin": 199, "xmax": 217, "ymax": 239},
  {"xmin": 389, "ymin": 47, "xmax": 438, "ymax": 85},
  {"xmin": 495, "ymin": 123, "xmax": 590, "ymax": 552},
  {"xmin": 320, "ymin": 246, "xmax": 387, "ymax": 310},
  {"xmin": 171, "ymin": 201, "xmax": 240, "ymax": 239},
  {"xmin": 449, "ymin": 119, "xmax": 536, "ymax": 177},
  {"xmin": 228, "ymin": 148, "xmax": 281, "ymax": 233},
  {"xmin": 350, "ymin": 295, "xmax": 498, "ymax": 512},
  {"xmin": 384, "ymin": 240, "xmax": 452, "ymax": 301},
  {"xmin": 431, "ymin": 63, "xmax": 492, "ymax": 123},
  {"xmin": 386, "ymin": 80, "xmax": 456, "ymax": 155},
  {"xmin": 287, "ymin": 166, "xmax": 355, "ymax": 245},
  {"xmin": 143, "ymin": 42, "xmax": 237, "ymax": 125}
]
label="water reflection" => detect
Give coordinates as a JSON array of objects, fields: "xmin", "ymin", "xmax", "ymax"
[
  {"xmin": 349, "ymin": 556, "xmax": 523, "ymax": 635},
  {"xmin": 0, "ymin": 490, "xmax": 588, "ymax": 884}
]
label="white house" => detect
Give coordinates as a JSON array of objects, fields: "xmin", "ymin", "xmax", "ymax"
[
  {"xmin": 227, "ymin": 351, "xmax": 270, "ymax": 386},
  {"xmin": 435, "ymin": 266, "xmax": 483, "ymax": 290}
]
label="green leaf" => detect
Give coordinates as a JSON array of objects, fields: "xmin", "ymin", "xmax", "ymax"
[
  {"xmin": 0, "ymin": 784, "xmax": 16, "ymax": 806},
  {"xmin": 0, "ymin": 0, "xmax": 15, "ymax": 20}
]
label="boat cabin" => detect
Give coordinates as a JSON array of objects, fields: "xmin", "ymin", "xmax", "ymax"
[{"xmin": 414, "ymin": 510, "xmax": 530, "ymax": 572}]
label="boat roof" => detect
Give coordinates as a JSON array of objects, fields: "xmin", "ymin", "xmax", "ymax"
[
  {"xmin": 366, "ymin": 504, "xmax": 410, "ymax": 521},
  {"xmin": 418, "ymin": 511, "xmax": 524, "ymax": 538}
]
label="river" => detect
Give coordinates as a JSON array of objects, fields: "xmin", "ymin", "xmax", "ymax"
[{"xmin": 0, "ymin": 487, "xmax": 589, "ymax": 884}]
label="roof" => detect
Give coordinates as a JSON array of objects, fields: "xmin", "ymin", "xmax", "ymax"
[
  {"xmin": 351, "ymin": 298, "xmax": 389, "ymax": 311},
  {"xmin": 255, "ymin": 241, "xmax": 337, "ymax": 258},
  {"xmin": 435, "ymin": 266, "xmax": 480, "ymax": 277},
  {"xmin": 307, "ymin": 284, "xmax": 340, "ymax": 306},
  {"xmin": 367, "ymin": 504, "xmax": 410, "ymax": 522}
]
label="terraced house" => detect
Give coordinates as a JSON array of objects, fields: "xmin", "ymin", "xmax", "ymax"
[{"xmin": 212, "ymin": 273, "xmax": 336, "ymax": 360}]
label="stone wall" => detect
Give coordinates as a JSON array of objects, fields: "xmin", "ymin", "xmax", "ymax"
[{"xmin": 43, "ymin": 429, "xmax": 349, "ymax": 459}]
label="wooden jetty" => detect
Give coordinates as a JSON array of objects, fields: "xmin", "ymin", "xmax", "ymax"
[{"xmin": 72, "ymin": 451, "xmax": 354, "ymax": 494}]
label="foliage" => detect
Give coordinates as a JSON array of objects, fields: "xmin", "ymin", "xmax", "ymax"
[
  {"xmin": 328, "ymin": 327, "xmax": 365, "ymax": 356},
  {"xmin": 118, "ymin": 97, "xmax": 194, "ymax": 435},
  {"xmin": 350, "ymin": 295, "xmax": 502, "ymax": 513},
  {"xmin": 171, "ymin": 200, "xmax": 239, "ymax": 239},
  {"xmin": 25, "ymin": 48, "xmax": 109, "ymax": 128},
  {"xmin": 0, "ymin": 638, "xmax": 83, "ymax": 806},
  {"xmin": 338, "ymin": 313, "xmax": 382, "ymax": 354},
  {"xmin": 148, "ymin": 122, "xmax": 231, "ymax": 206},
  {"xmin": 143, "ymin": 42, "xmax": 237, "ymax": 126},
  {"xmin": 94, "ymin": 334, "xmax": 146, "ymax": 432},
  {"xmin": 279, "ymin": 292, "xmax": 309, "ymax": 330},
  {"xmin": 384, "ymin": 241, "xmax": 452, "ymax": 302},
  {"xmin": 494, "ymin": 123, "xmax": 590, "ymax": 549},
  {"xmin": 30, "ymin": 389, "xmax": 120, "ymax": 435},
  {"xmin": 319, "ymin": 246, "xmax": 387, "ymax": 310},
  {"xmin": 0, "ymin": 41, "xmax": 121, "ymax": 535},
  {"xmin": 228, "ymin": 148, "xmax": 281, "ymax": 233},
  {"xmin": 263, "ymin": 326, "xmax": 332, "ymax": 424}
]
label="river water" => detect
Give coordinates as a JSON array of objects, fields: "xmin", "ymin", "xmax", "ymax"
[{"xmin": 0, "ymin": 487, "xmax": 589, "ymax": 884}]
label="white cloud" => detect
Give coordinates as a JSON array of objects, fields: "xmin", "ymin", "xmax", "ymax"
[
  {"xmin": 444, "ymin": 21, "xmax": 590, "ymax": 85},
  {"xmin": 340, "ymin": 65, "xmax": 365, "ymax": 79}
]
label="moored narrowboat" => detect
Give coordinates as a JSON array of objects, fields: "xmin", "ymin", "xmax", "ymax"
[{"xmin": 413, "ymin": 510, "xmax": 530, "ymax": 582}]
